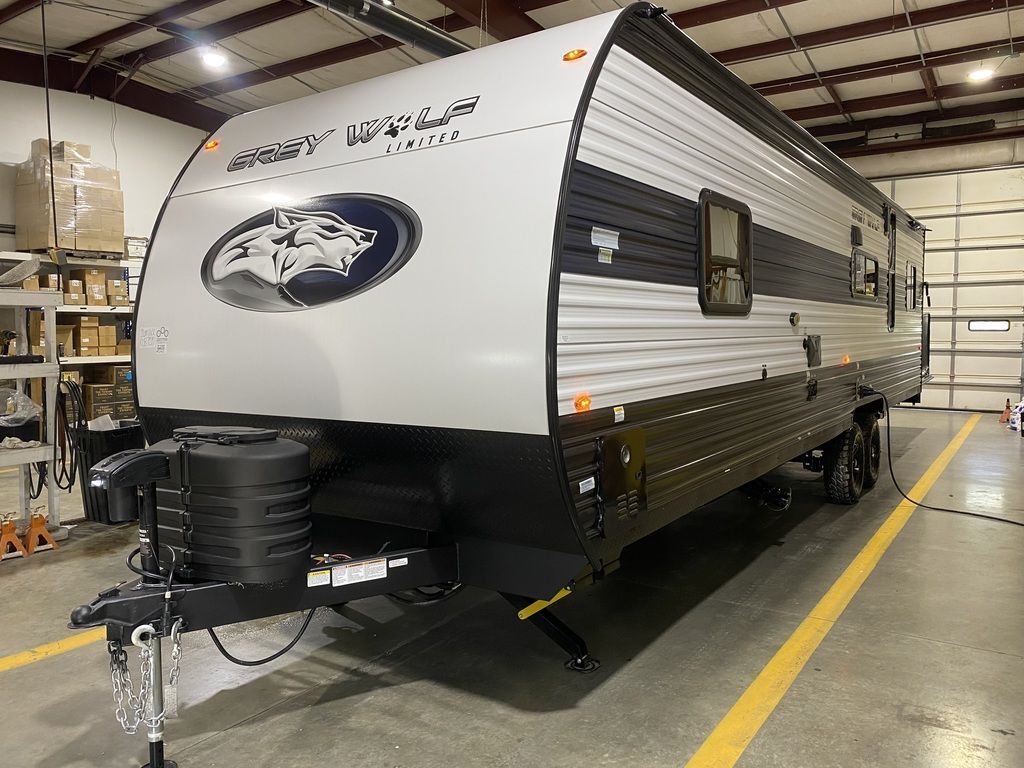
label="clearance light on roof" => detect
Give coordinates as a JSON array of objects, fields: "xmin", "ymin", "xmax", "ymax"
[
  {"xmin": 574, "ymin": 393, "xmax": 592, "ymax": 412},
  {"xmin": 968, "ymin": 67, "xmax": 994, "ymax": 82},
  {"xmin": 204, "ymin": 139, "xmax": 220, "ymax": 151},
  {"xmin": 563, "ymin": 49, "xmax": 587, "ymax": 61}
]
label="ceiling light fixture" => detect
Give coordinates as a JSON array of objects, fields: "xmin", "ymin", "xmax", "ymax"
[
  {"xmin": 381, "ymin": 0, "xmax": 394, "ymax": 5},
  {"xmin": 967, "ymin": 66, "xmax": 994, "ymax": 82},
  {"xmin": 201, "ymin": 47, "xmax": 227, "ymax": 69}
]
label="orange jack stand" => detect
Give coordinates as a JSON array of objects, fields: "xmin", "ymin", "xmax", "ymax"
[
  {"xmin": 1000, "ymin": 399, "xmax": 1012, "ymax": 423},
  {"xmin": 23, "ymin": 513, "xmax": 58, "ymax": 555},
  {"xmin": 1, "ymin": 518, "xmax": 28, "ymax": 559}
]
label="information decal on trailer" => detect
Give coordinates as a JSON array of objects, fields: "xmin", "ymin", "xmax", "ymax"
[
  {"xmin": 332, "ymin": 558, "xmax": 388, "ymax": 587},
  {"xmin": 307, "ymin": 569, "xmax": 331, "ymax": 588}
]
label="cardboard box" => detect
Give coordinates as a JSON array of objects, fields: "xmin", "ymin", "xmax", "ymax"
[
  {"xmin": 116, "ymin": 340, "xmax": 131, "ymax": 355},
  {"xmin": 98, "ymin": 345, "xmax": 118, "ymax": 356},
  {"xmin": 66, "ymin": 279, "xmax": 83, "ymax": 292},
  {"xmin": 54, "ymin": 326, "xmax": 75, "ymax": 357},
  {"xmin": 70, "ymin": 269, "xmax": 106, "ymax": 289},
  {"xmin": 75, "ymin": 327, "xmax": 99, "ymax": 347},
  {"xmin": 87, "ymin": 403, "xmax": 115, "ymax": 420},
  {"xmin": 83, "ymin": 383, "xmax": 115, "ymax": 406},
  {"xmin": 86, "ymin": 365, "xmax": 132, "ymax": 385},
  {"xmin": 114, "ymin": 402, "xmax": 137, "ymax": 420},
  {"xmin": 76, "ymin": 315, "xmax": 100, "ymax": 327},
  {"xmin": 113, "ymin": 382, "xmax": 133, "ymax": 400},
  {"xmin": 98, "ymin": 326, "xmax": 117, "ymax": 345},
  {"xmin": 64, "ymin": 292, "xmax": 85, "ymax": 305},
  {"xmin": 109, "ymin": 295, "xmax": 131, "ymax": 307},
  {"xmin": 22, "ymin": 275, "xmax": 39, "ymax": 291},
  {"xmin": 106, "ymin": 279, "xmax": 129, "ymax": 296},
  {"xmin": 86, "ymin": 295, "xmax": 108, "ymax": 306},
  {"xmin": 125, "ymin": 237, "xmax": 148, "ymax": 260},
  {"xmin": 31, "ymin": 139, "xmax": 91, "ymax": 163},
  {"xmin": 78, "ymin": 347, "xmax": 99, "ymax": 357},
  {"xmin": 71, "ymin": 163, "xmax": 121, "ymax": 188}
]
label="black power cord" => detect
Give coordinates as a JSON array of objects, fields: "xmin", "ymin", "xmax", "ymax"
[
  {"xmin": 207, "ymin": 609, "xmax": 318, "ymax": 667},
  {"xmin": 862, "ymin": 386, "xmax": 1024, "ymax": 529}
]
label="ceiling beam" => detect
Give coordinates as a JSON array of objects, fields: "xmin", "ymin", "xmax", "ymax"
[
  {"xmin": 716, "ymin": 0, "xmax": 1024, "ymax": 65},
  {"xmin": 671, "ymin": 0, "xmax": 805, "ymax": 27},
  {"xmin": 754, "ymin": 38, "xmax": 1018, "ymax": 96},
  {"xmin": 111, "ymin": 0, "xmax": 309, "ymax": 67},
  {"xmin": 436, "ymin": 0, "xmax": 541, "ymax": 40},
  {"xmin": 72, "ymin": 47, "xmax": 104, "ymax": 90},
  {"xmin": 69, "ymin": 0, "xmax": 228, "ymax": 54},
  {"xmin": 808, "ymin": 97, "xmax": 1024, "ymax": 138},
  {"xmin": 191, "ymin": 13, "xmax": 473, "ymax": 98},
  {"xmin": 920, "ymin": 66, "xmax": 939, "ymax": 104},
  {"xmin": 785, "ymin": 72, "xmax": 1024, "ymax": 121},
  {"xmin": 189, "ymin": 0, "xmax": 793, "ymax": 99},
  {"xmin": 0, "ymin": 46, "xmax": 226, "ymax": 130},
  {"xmin": 835, "ymin": 124, "xmax": 1024, "ymax": 158},
  {"xmin": 0, "ymin": 0, "xmax": 38, "ymax": 26}
]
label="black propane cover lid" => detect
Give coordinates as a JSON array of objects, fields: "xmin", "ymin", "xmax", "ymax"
[{"xmin": 158, "ymin": 425, "xmax": 309, "ymax": 488}]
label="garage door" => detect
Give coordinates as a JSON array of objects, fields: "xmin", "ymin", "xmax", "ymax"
[{"xmin": 874, "ymin": 167, "xmax": 1024, "ymax": 412}]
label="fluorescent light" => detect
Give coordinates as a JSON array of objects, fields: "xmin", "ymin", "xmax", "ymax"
[
  {"xmin": 381, "ymin": 0, "xmax": 394, "ymax": 5},
  {"xmin": 967, "ymin": 67, "xmax": 994, "ymax": 82},
  {"xmin": 201, "ymin": 48, "xmax": 227, "ymax": 68}
]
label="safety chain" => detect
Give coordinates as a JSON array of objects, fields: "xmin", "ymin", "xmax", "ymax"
[
  {"xmin": 107, "ymin": 620, "xmax": 183, "ymax": 735},
  {"xmin": 108, "ymin": 639, "xmax": 152, "ymax": 735}
]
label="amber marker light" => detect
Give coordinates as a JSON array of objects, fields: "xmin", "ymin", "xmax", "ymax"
[
  {"xmin": 574, "ymin": 393, "xmax": 592, "ymax": 412},
  {"xmin": 841, "ymin": 354, "xmax": 851, "ymax": 365},
  {"xmin": 204, "ymin": 138, "xmax": 220, "ymax": 151},
  {"xmin": 563, "ymin": 49, "xmax": 587, "ymax": 61}
]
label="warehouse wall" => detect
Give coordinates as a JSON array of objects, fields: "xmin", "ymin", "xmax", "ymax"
[{"xmin": 0, "ymin": 81, "xmax": 206, "ymax": 251}]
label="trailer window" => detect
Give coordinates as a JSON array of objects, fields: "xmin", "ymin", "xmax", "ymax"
[
  {"xmin": 905, "ymin": 263, "xmax": 918, "ymax": 309},
  {"xmin": 698, "ymin": 190, "xmax": 752, "ymax": 315},
  {"xmin": 852, "ymin": 251, "xmax": 879, "ymax": 299}
]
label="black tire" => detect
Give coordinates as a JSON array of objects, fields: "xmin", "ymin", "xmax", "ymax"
[
  {"xmin": 824, "ymin": 426, "xmax": 866, "ymax": 504},
  {"xmin": 858, "ymin": 416, "xmax": 881, "ymax": 489}
]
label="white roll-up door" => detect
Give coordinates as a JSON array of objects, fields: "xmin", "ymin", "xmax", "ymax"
[{"xmin": 874, "ymin": 167, "xmax": 1024, "ymax": 412}]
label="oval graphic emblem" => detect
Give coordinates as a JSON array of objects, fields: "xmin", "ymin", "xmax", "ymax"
[{"xmin": 201, "ymin": 194, "xmax": 420, "ymax": 311}]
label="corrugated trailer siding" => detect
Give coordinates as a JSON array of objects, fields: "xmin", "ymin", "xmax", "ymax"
[{"xmin": 552, "ymin": 22, "xmax": 924, "ymax": 555}]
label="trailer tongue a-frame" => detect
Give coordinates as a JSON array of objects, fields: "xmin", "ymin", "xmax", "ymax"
[{"xmin": 70, "ymin": 4, "xmax": 926, "ymax": 766}]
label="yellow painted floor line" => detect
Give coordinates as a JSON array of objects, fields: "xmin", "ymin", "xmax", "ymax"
[
  {"xmin": 0, "ymin": 627, "xmax": 106, "ymax": 673},
  {"xmin": 684, "ymin": 413, "xmax": 982, "ymax": 768}
]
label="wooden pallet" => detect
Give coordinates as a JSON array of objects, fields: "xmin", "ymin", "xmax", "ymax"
[{"xmin": 25, "ymin": 248, "xmax": 126, "ymax": 261}]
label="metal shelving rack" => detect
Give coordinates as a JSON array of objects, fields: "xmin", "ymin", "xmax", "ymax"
[
  {"xmin": 0, "ymin": 251, "xmax": 139, "ymax": 366},
  {"xmin": 0, "ymin": 289, "xmax": 61, "ymax": 529}
]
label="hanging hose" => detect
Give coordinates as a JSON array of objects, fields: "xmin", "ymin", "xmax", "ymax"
[
  {"xmin": 861, "ymin": 386, "xmax": 1024, "ymax": 529},
  {"xmin": 207, "ymin": 610, "xmax": 318, "ymax": 667}
]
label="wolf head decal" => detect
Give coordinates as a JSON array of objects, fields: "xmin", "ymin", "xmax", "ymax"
[
  {"xmin": 201, "ymin": 195, "xmax": 421, "ymax": 312},
  {"xmin": 211, "ymin": 207, "xmax": 376, "ymax": 291}
]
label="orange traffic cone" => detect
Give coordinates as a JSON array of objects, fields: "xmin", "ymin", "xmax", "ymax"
[
  {"xmin": 0, "ymin": 517, "xmax": 27, "ymax": 559},
  {"xmin": 1000, "ymin": 399, "xmax": 1012, "ymax": 423},
  {"xmin": 23, "ymin": 513, "xmax": 58, "ymax": 555}
]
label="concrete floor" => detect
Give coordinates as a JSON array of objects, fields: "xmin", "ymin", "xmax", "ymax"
[{"xmin": 0, "ymin": 408, "xmax": 1022, "ymax": 768}]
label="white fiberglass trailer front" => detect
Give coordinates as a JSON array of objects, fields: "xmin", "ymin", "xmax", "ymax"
[{"xmin": 134, "ymin": 3, "xmax": 925, "ymax": 600}]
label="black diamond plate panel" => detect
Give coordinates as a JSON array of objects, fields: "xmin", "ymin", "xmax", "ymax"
[{"xmin": 141, "ymin": 408, "xmax": 583, "ymax": 554}]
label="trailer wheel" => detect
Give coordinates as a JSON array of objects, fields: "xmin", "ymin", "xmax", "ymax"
[
  {"xmin": 858, "ymin": 416, "xmax": 882, "ymax": 489},
  {"xmin": 824, "ymin": 426, "xmax": 865, "ymax": 504}
]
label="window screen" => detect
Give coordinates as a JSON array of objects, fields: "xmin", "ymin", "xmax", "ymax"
[
  {"xmin": 967, "ymin": 320, "xmax": 1010, "ymax": 332},
  {"xmin": 698, "ymin": 190, "xmax": 752, "ymax": 315},
  {"xmin": 852, "ymin": 251, "xmax": 879, "ymax": 299}
]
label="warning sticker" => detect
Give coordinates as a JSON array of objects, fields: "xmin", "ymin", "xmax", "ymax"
[
  {"xmin": 591, "ymin": 227, "xmax": 620, "ymax": 249},
  {"xmin": 388, "ymin": 557, "xmax": 409, "ymax": 568},
  {"xmin": 332, "ymin": 558, "xmax": 388, "ymax": 587},
  {"xmin": 139, "ymin": 326, "xmax": 171, "ymax": 354},
  {"xmin": 613, "ymin": 405, "xmax": 625, "ymax": 423},
  {"xmin": 579, "ymin": 476, "xmax": 596, "ymax": 494},
  {"xmin": 306, "ymin": 569, "xmax": 331, "ymax": 588}
]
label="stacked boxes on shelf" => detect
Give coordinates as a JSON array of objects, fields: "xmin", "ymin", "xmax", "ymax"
[
  {"xmin": 63, "ymin": 270, "xmax": 133, "ymax": 308},
  {"xmin": 14, "ymin": 139, "xmax": 125, "ymax": 254},
  {"xmin": 28, "ymin": 313, "xmax": 75, "ymax": 358},
  {"xmin": 21, "ymin": 274, "xmax": 60, "ymax": 292},
  {"xmin": 83, "ymin": 365, "xmax": 135, "ymax": 420}
]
